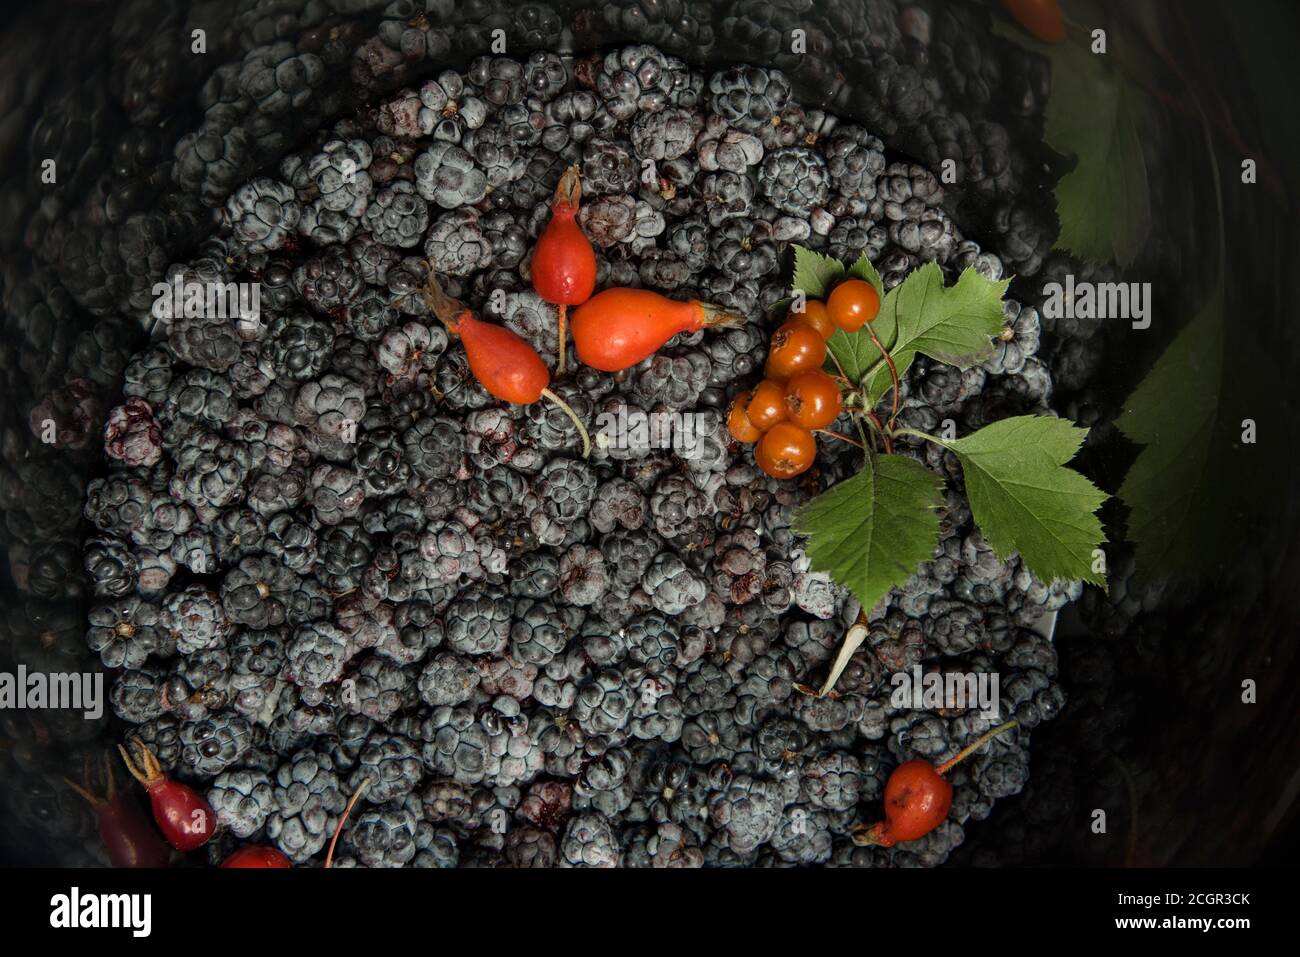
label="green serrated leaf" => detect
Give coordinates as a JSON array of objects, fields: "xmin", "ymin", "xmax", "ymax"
[
  {"xmin": 846, "ymin": 253, "xmax": 884, "ymax": 300},
  {"xmin": 794, "ymin": 452, "xmax": 944, "ymax": 614},
  {"xmin": 941, "ymin": 416, "xmax": 1108, "ymax": 586},
  {"xmin": 791, "ymin": 244, "xmax": 844, "ymax": 300},
  {"xmin": 835, "ymin": 264, "xmax": 1007, "ymax": 405}
]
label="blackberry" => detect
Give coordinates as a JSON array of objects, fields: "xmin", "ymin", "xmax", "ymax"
[
  {"xmin": 161, "ymin": 585, "xmax": 233, "ymax": 655},
  {"xmin": 110, "ymin": 666, "xmax": 168, "ymax": 724},
  {"xmin": 708, "ymin": 66, "xmax": 791, "ymax": 134},
  {"xmin": 350, "ymin": 732, "xmax": 423, "ymax": 805},
  {"xmin": 445, "ymin": 588, "xmax": 511, "ymax": 656},
  {"xmin": 825, "ymin": 125, "xmax": 886, "ymax": 212},
  {"xmin": 648, "ymin": 473, "xmax": 710, "ymax": 546},
  {"xmin": 176, "ymin": 711, "xmax": 253, "ymax": 777},
  {"xmin": 364, "ymin": 181, "xmax": 430, "ymax": 248},
  {"xmin": 523, "ymin": 51, "xmax": 567, "ymax": 101},
  {"xmin": 462, "ymin": 122, "xmax": 525, "ymax": 190},
  {"xmin": 227, "ymin": 628, "xmax": 286, "ymax": 721},
  {"xmin": 294, "ymin": 247, "xmax": 364, "ymax": 313},
  {"xmin": 581, "ymin": 137, "xmax": 638, "ymax": 196},
  {"xmin": 641, "ymin": 552, "xmax": 708, "ymax": 616},
  {"xmin": 266, "ymin": 750, "xmax": 347, "ymax": 863},
  {"xmin": 167, "ymin": 312, "xmax": 241, "ymax": 373},
  {"xmin": 559, "ymin": 812, "xmax": 620, "ymax": 867},
  {"xmin": 224, "ymin": 178, "xmax": 302, "ymax": 254},
  {"xmin": 708, "ymin": 774, "xmax": 783, "ymax": 854},
  {"xmin": 542, "ymin": 90, "xmax": 605, "ymax": 152},
  {"xmin": 759, "ymin": 147, "xmax": 830, "ymax": 217},
  {"xmin": 423, "ymin": 650, "xmax": 486, "ymax": 712},
  {"xmin": 583, "ymin": 44, "xmax": 683, "ymax": 121},
  {"xmin": 220, "ymin": 556, "xmax": 298, "ymax": 630},
  {"xmin": 169, "ymin": 429, "xmax": 253, "ymax": 517},
  {"xmin": 87, "ymin": 597, "xmax": 169, "ymax": 669},
  {"xmin": 631, "ymin": 107, "xmax": 701, "ymax": 161},
  {"xmin": 285, "ymin": 621, "xmax": 351, "ymax": 692},
  {"xmin": 700, "ymin": 171, "xmax": 756, "ymax": 226},
  {"xmin": 308, "ymin": 139, "xmax": 374, "ymax": 216},
  {"xmin": 508, "ymin": 553, "xmax": 560, "ymax": 601},
  {"xmin": 696, "ymin": 115, "xmax": 765, "ymax": 173},
  {"xmin": 557, "ymin": 545, "xmax": 610, "ymax": 608},
  {"xmin": 423, "ymin": 207, "xmax": 493, "ymax": 277},
  {"xmin": 207, "ymin": 768, "xmax": 274, "ymax": 838}
]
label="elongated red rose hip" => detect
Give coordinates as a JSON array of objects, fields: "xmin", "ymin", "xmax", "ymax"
[
  {"xmin": 422, "ymin": 267, "xmax": 590, "ymax": 456},
  {"xmin": 532, "ymin": 165, "xmax": 596, "ymax": 376},
  {"xmin": 66, "ymin": 756, "xmax": 171, "ymax": 868},
  {"xmin": 570, "ymin": 288, "xmax": 744, "ymax": 372},
  {"xmin": 119, "ymin": 738, "xmax": 217, "ymax": 852}
]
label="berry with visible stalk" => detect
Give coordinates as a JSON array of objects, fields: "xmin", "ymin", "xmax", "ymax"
[
  {"xmin": 118, "ymin": 738, "xmax": 217, "ymax": 852},
  {"xmin": 222, "ymin": 845, "xmax": 293, "ymax": 868},
  {"xmin": 325, "ymin": 777, "xmax": 371, "ymax": 869},
  {"xmin": 827, "ymin": 278, "xmax": 880, "ymax": 332},
  {"xmin": 1001, "ymin": 0, "xmax": 1065, "ymax": 43},
  {"xmin": 784, "ymin": 369, "xmax": 842, "ymax": 430},
  {"xmin": 853, "ymin": 719, "xmax": 1020, "ymax": 846},
  {"xmin": 789, "ymin": 300, "xmax": 835, "ymax": 340},
  {"xmin": 727, "ymin": 390, "xmax": 762, "ymax": 443},
  {"xmin": 570, "ymin": 288, "xmax": 745, "ymax": 372},
  {"xmin": 745, "ymin": 379, "xmax": 788, "ymax": 431},
  {"xmin": 65, "ymin": 754, "xmax": 171, "ymax": 868},
  {"xmin": 766, "ymin": 320, "xmax": 827, "ymax": 380},
  {"xmin": 532, "ymin": 165, "xmax": 597, "ymax": 376},
  {"xmin": 756, "ymin": 422, "xmax": 816, "ymax": 479},
  {"xmin": 422, "ymin": 268, "xmax": 590, "ymax": 457}
]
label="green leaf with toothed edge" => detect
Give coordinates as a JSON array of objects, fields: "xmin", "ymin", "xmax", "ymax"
[
  {"xmin": 794, "ymin": 451, "xmax": 944, "ymax": 616},
  {"xmin": 942, "ymin": 415, "xmax": 1108, "ymax": 587},
  {"xmin": 862, "ymin": 263, "xmax": 1008, "ymax": 406},
  {"xmin": 790, "ymin": 245, "xmax": 844, "ymax": 300}
]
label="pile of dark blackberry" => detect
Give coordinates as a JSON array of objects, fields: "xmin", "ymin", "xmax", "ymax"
[{"xmin": 68, "ymin": 42, "xmax": 1089, "ymax": 868}]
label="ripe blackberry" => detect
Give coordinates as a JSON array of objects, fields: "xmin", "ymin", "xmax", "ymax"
[
  {"xmin": 110, "ymin": 666, "xmax": 168, "ymax": 724},
  {"xmin": 166, "ymin": 311, "xmax": 241, "ymax": 373},
  {"xmin": 444, "ymin": 588, "xmax": 511, "ymax": 656},
  {"xmin": 207, "ymin": 768, "xmax": 274, "ymax": 838},
  {"xmin": 559, "ymin": 812, "xmax": 620, "ymax": 867},
  {"xmin": 363, "ymin": 180, "xmax": 430, "ymax": 248},
  {"xmin": 423, "ymin": 650, "xmax": 486, "ymax": 712},
  {"xmin": 161, "ymin": 585, "xmax": 233, "ymax": 655},
  {"xmin": 220, "ymin": 556, "xmax": 298, "ymax": 629},
  {"xmin": 759, "ymin": 146, "xmax": 830, "ymax": 217},
  {"xmin": 641, "ymin": 552, "xmax": 708, "ymax": 616},
  {"xmin": 708, "ymin": 774, "xmax": 783, "ymax": 854},
  {"xmin": 558, "ymin": 544, "xmax": 610, "ymax": 607},
  {"xmin": 825, "ymin": 125, "xmax": 886, "ymax": 212},
  {"xmin": 266, "ymin": 749, "xmax": 347, "ymax": 863},
  {"xmin": 307, "ymin": 138, "xmax": 374, "ymax": 216},
  {"xmin": 708, "ymin": 66, "xmax": 791, "ymax": 133},
  {"xmin": 224, "ymin": 177, "xmax": 302, "ymax": 253},
  {"xmin": 294, "ymin": 246, "xmax": 364, "ymax": 313},
  {"xmin": 581, "ymin": 137, "xmax": 638, "ymax": 196},
  {"xmin": 523, "ymin": 50, "xmax": 567, "ymax": 100},
  {"xmin": 423, "ymin": 207, "xmax": 493, "ymax": 277},
  {"xmin": 648, "ymin": 473, "xmax": 709, "ymax": 545},
  {"xmin": 631, "ymin": 107, "xmax": 701, "ymax": 161},
  {"xmin": 285, "ymin": 621, "xmax": 351, "ymax": 692},
  {"xmin": 87, "ymin": 596, "xmax": 169, "ymax": 669},
  {"xmin": 176, "ymin": 711, "xmax": 254, "ymax": 777}
]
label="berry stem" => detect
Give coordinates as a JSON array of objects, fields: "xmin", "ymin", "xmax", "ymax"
[
  {"xmin": 859, "ymin": 409, "xmax": 892, "ymax": 455},
  {"xmin": 935, "ymin": 719, "xmax": 1019, "ymax": 776},
  {"xmin": 556, "ymin": 303, "xmax": 568, "ymax": 377},
  {"xmin": 817, "ymin": 607, "xmax": 871, "ymax": 697},
  {"xmin": 814, "ymin": 428, "xmax": 863, "ymax": 450},
  {"xmin": 540, "ymin": 388, "xmax": 591, "ymax": 459},
  {"xmin": 889, "ymin": 426, "xmax": 947, "ymax": 448},
  {"xmin": 325, "ymin": 777, "xmax": 371, "ymax": 869},
  {"xmin": 866, "ymin": 324, "xmax": 900, "ymax": 428}
]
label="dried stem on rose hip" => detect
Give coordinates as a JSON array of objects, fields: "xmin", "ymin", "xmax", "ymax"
[{"xmin": 420, "ymin": 265, "xmax": 592, "ymax": 458}]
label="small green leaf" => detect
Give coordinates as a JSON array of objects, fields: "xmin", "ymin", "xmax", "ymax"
[
  {"xmin": 791, "ymin": 244, "xmax": 844, "ymax": 300},
  {"xmin": 794, "ymin": 452, "xmax": 944, "ymax": 614},
  {"xmin": 846, "ymin": 253, "xmax": 884, "ymax": 301},
  {"xmin": 943, "ymin": 416, "xmax": 1108, "ymax": 586},
  {"xmin": 835, "ymin": 264, "xmax": 1008, "ymax": 405}
]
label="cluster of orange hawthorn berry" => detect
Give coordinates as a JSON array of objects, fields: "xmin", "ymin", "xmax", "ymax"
[{"xmin": 727, "ymin": 278, "xmax": 882, "ymax": 478}]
